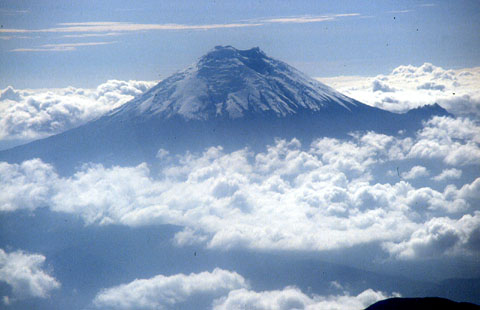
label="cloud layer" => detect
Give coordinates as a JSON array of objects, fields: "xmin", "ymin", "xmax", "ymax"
[
  {"xmin": 1, "ymin": 116, "xmax": 479, "ymax": 261},
  {"xmin": 0, "ymin": 80, "xmax": 156, "ymax": 144},
  {"xmin": 0, "ymin": 249, "xmax": 60, "ymax": 301},
  {"xmin": 318, "ymin": 63, "xmax": 480, "ymax": 118},
  {"xmin": 93, "ymin": 268, "xmax": 392, "ymax": 310}
]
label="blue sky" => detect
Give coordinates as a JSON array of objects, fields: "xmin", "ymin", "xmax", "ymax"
[{"xmin": 1, "ymin": 0, "xmax": 479, "ymax": 88}]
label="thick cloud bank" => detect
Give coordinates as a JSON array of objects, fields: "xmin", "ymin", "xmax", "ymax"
[
  {"xmin": 1, "ymin": 116, "xmax": 479, "ymax": 261},
  {"xmin": 0, "ymin": 80, "xmax": 156, "ymax": 144},
  {"xmin": 93, "ymin": 268, "xmax": 392, "ymax": 310},
  {"xmin": 0, "ymin": 249, "xmax": 60, "ymax": 302},
  {"xmin": 318, "ymin": 63, "xmax": 480, "ymax": 118}
]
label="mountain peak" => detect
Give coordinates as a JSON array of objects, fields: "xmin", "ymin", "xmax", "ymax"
[
  {"xmin": 111, "ymin": 46, "xmax": 359, "ymax": 120},
  {"xmin": 198, "ymin": 46, "xmax": 269, "ymax": 75}
]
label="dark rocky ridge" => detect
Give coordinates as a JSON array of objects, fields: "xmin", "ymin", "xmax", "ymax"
[{"xmin": 365, "ymin": 297, "xmax": 480, "ymax": 310}]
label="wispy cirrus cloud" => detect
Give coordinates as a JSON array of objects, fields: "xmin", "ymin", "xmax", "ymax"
[
  {"xmin": 0, "ymin": 8, "xmax": 29, "ymax": 15},
  {"xmin": 258, "ymin": 13, "xmax": 359, "ymax": 24},
  {"xmin": 0, "ymin": 21, "xmax": 264, "ymax": 35},
  {"xmin": 261, "ymin": 16, "xmax": 335, "ymax": 23},
  {"xmin": 62, "ymin": 32, "xmax": 123, "ymax": 38},
  {"xmin": 0, "ymin": 13, "xmax": 360, "ymax": 36},
  {"xmin": 388, "ymin": 10, "xmax": 412, "ymax": 14},
  {"xmin": 11, "ymin": 41, "xmax": 116, "ymax": 52},
  {"xmin": 1, "ymin": 14, "xmax": 360, "ymax": 52}
]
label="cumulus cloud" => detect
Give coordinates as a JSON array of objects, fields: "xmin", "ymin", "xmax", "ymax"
[
  {"xmin": 400, "ymin": 165, "xmax": 429, "ymax": 180},
  {"xmin": 93, "ymin": 268, "xmax": 247, "ymax": 310},
  {"xmin": 383, "ymin": 212, "xmax": 480, "ymax": 259},
  {"xmin": 0, "ymin": 86, "xmax": 22, "ymax": 101},
  {"xmin": 317, "ymin": 63, "xmax": 480, "ymax": 118},
  {"xmin": 0, "ymin": 158, "xmax": 58, "ymax": 212},
  {"xmin": 433, "ymin": 168, "xmax": 462, "ymax": 182},
  {"xmin": 406, "ymin": 116, "xmax": 480, "ymax": 165},
  {"xmin": 213, "ymin": 287, "xmax": 394, "ymax": 310},
  {"xmin": 93, "ymin": 268, "xmax": 393, "ymax": 310},
  {"xmin": 0, "ymin": 249, "xmax": 60, "ymax": 300},
  {"xmin": 372, "ymin": 79, "xmax": 396, "ymax": 92},
  {"xmin": 0, "ymin": 115, "xmax": 478, "ymax": 260},
  {"xmin": 0, "ymin": 80, "xmax": 156, "ymax": 143}
]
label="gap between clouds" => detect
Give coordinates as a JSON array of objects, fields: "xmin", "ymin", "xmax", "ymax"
[
  {"xmin": 93, "ymin": 268, "xmax": 394, "ymax": 310},
  {"xmin": 1, "ymin": 116, "xmax": 479, "ymax": 260}
]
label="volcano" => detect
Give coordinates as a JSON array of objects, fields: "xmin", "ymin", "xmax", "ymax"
[{"xmin": 0, "ymin": 46, "xmax": 448, "ymax": 174}]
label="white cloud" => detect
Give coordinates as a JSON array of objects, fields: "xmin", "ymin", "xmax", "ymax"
[
  {"xmin": 372, "ymin": 79, "xmax": 396, "ymax": 92},
  {"xmin": 0, "ymin": 86, "xmax": 22, "ymax": 101},
  {"xmin": 406, "ymin": 117, "xmax": 480, "ymax": 166},
  {"xmin": 213, "ymin": 287, "xmax": 394, "ymax": 310},
  {"xmin": 317, "ymin": 63, "xmax": 480, "ymax": 118},
  {"xmin": 383, "ymin": 212, "xmax": 480, "ymax": 259},
  {"xmin": 1, "ymin": 14, "xmax": 359, "ymax": 37},
  {"xmin": 388, "ymin": 10, "xmax": 412, "ymax": 14},
  {"xmin": 260, "ymin": 13, "xmax": 360, "ymax": 24},
  {"xmin": 433, "ymin": 168, "xmax": 462, "ymax": 182},
  {"xmin": 0, "ymin": 80, "xmax": 156, "ymax": 143},
  {"xmin": 0, "ymin": 248, "xmax": 60, "ymax": 299},
  {"xmin": 401, "ymin": 165, "xmax": 429, "ymax": 180},
  {"xmin": 0, "ymin": 159, "xmax": 58, "ymax": 212},
  {"xmin": 11, "ymin": 41, "xmax": 116, "ymax": 52},
  {"xmin": 261, "ymin": 16, "xmax": 335, "ymax": 23},
  {"xmin": 93, "ymin": 268, "xmax": 247, "ymax": 310},
  {"xmin": 0, "ymin": 21, "xmax": 263, "ymax": 35},
  {"xmin": 62, "ymin": 32, "xmax": 122, "ymax": 38}
]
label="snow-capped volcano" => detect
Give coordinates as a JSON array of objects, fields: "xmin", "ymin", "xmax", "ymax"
[
  {"xmin": 0, "ymin": 46, "xmax": 449, "ymax": 174},
  {"xmin": 111, "ymin": 46, "xmax": 358, "ymax": 120}
]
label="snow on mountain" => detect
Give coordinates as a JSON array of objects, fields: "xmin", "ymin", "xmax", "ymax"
[{"xmin": 110, "ymin": 46, "xmax": 359, "ymax": 120}]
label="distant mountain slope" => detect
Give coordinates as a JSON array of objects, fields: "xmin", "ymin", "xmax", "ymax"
[
  {"xmin": 365, "ymin": 297, "xmax": 480, "ymax": 310},
  {"xmin": 0, "ymin": 46, "xmax": 449, "ymax": 174}
]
